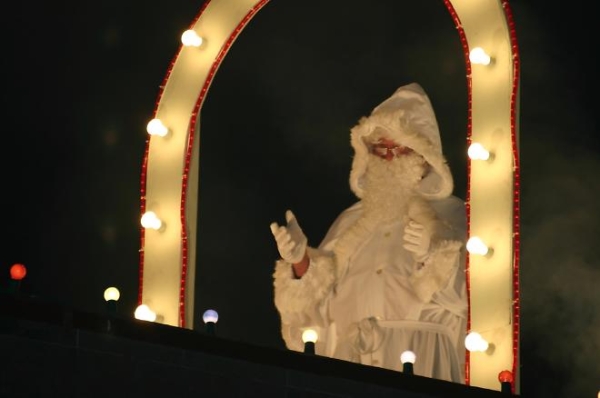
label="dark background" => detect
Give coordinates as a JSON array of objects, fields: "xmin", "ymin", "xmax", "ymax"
[{"xmin": 2, "ymin": 1, "xmax": 598, "ymax": 397}]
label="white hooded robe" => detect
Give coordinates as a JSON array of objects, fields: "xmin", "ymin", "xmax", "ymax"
[{"xmin": 272, "ymin": 83, "xmax": 468, "ymax": 383}]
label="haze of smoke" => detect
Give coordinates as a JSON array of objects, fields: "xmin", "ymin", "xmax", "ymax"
[{"xmin": 521, "ymin": 134, "xmax": 600, "ymax": 397}]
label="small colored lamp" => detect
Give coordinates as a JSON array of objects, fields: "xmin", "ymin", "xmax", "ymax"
[
  {"xmin": 8, "ymin": 263, "xmax": 27, "ymax": 294},
  {"xmin": 10, "ymin": 263, "xmax": 27, "ymax": 280},
  {"xmin": 400, "ymin": 350, "xmax": 416, "ymax": 375},
  {"xmin": 103, "ymin": 287, "xmax": 120, "ymax": 313},
  {"xmin": 302, "ymin": 329, "xmax": 318, "ymax": 355},
  {"xmin": 202, "ymin": 309, "xmax": 218, "ymax": 335},
  {"xmin": 498, "ymin": 370, "xmax": 513, "ymax": 394}
]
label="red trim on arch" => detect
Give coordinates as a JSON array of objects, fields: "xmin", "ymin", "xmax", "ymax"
[
  {"xmin": 442, "ymin": 0, "xmax": 473, "ymax": 384},
  {"xmin": 501, "ymin": 1, "xmax": 521, "ymax": 392},
  {"xmin": 178, "ymin": 0, "xmax": 271, "ymax": 328}
]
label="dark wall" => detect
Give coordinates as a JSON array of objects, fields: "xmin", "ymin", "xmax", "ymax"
[{"xmin": 0, "ymin": 294, "xmax": 514, "ymax": 398}]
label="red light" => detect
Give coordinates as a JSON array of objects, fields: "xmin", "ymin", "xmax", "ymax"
[
  {"xmin": 10, "ymin": 263, "xmax": 27, "ymax": 280},
  {"xmin": 498, "ymin": 370, "xmax": 513, "ymax": 383}
]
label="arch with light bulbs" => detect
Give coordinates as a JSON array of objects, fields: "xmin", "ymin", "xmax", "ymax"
[{"xmin": 138, "ymin": 0, "xmax": 520, "ymax": 393}]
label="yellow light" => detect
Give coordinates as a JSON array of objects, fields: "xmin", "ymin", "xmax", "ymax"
[
  {"xmin": 146, "ymin": 118, "xmax": 169, "ymax": 137},
  {"xmin": 181, "ymin": 30, "xmax": 203, "ymax": 47},
  {"xmin": 141, "ymin": 211, "xmax": 163, "ymax": 230},
  {"xmin": 466, "ymin": 236, "xmax": 489, "ymax": 256},
  {"xmin": 465, "ymin": 331, "xmax": 489, "ymax": 352},
  {"xmin": 301, "ymin": 329, "xmax": 318, "ymax": 343},
  {"xmin": 103, "ymin": 287, "xmax": 120, "ymax": 302},
  {"xmin": 400, "ymin": 350, "xmax": 416, "ymax": 364},
  {"xmin": 469, "ymin": 47, "xmax": 492, "ymax": 65},
  {"xmin": 134, "ymin": 304, "xmax": 157, "ymax": 322},
  {"xmin": 468, "ymin": 142, "xmax": 491, "ymax": 161}
]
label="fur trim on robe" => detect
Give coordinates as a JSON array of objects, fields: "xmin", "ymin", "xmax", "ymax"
[
  {"xmin": 349, "ymin": 83, "xmax": 454, "ymax": 201},
  {"xmin": 273, "ymin": 247, "xmax": 337, "ymax": 352},
  {"xmin": 273, "ymin": 247, "xmax": 336, "ymax": 320},
  {"xmin": 409, "ymin": 239, "xmax": 463, "ymax": 302}
]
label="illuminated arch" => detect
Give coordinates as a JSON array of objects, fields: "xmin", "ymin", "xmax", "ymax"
[{"xmin": 138, "ymin": 0, "xmax": 520, "ymax": 393}]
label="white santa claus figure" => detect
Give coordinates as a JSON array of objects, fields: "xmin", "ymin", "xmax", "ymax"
[{"xmin": 270, "ymin": 82, "xmax": 467, "ymax": 383}]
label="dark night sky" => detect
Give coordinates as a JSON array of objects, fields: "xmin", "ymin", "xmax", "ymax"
[{"xmin": 2, "ymin": 1, "xmax": 598, "ymax": 397}]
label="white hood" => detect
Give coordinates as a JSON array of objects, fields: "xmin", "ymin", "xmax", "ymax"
[{"xmin": 349, "ymin": 83, "xmax": 454, "ymax": 200}]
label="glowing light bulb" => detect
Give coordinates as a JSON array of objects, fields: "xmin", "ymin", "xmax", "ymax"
[
  {"xmin": 301, "ymin": 329, "xmax": 318, "ymax": 355},
  {"xmin": 103, "ymin": 287, "xmax": 120, "ymax": 302},
  {"xmin": 400, "ymin": 350, "xmax": 416, "ymax": 364},
  {"xmin": 469, "ymin": 47, "xmax": 491, "ymax": 65},
  {"xmin": 9, "ymin": 263, "xmax": 27, "ymax": 280},
  {"xmin": 499, "ymin": 370, "xmax": 513, "ymax": 394},
  {"xmin": 141, "ymin": 211, "xmax": 163, "ymax": 230},
  {"xmin": 400, "ymin": 350, "xmax": 416, "ymax": 375},
  {"xmin": 468, "ymin": 142, "xmax": 490, "ymax": 160},
  {"xmin": 302, "ymin": 329, "xmax": 318, "ymax": 344},
  {"xmin": 202, "ymin": 309, "xmax": 219, "ymax": 324},
  {"xmin": 466, "ymin": 236, "xmax": 489, "ymax": 256},
  {"xmin": 103, "ymin": 287, "xmax": 120, "ymax": 316},
  {"xmin": 134, "ymin": 304, "xmax": 157, "ymax": 322},
  {"xmin": 465, "ymin": 331, "xmax": 489, "ymax": 352},
  {"xmin": 181, "ymin": 30, "xmax": 203, "ymax": 47},
  {"xmin": 498, "ymin": 370, "xmax": 513, "ymax": 383},
  {"xmin": 146, "ymin": 118, "xmax": 168, "ymax": 137},
  {"xmin": 202, "ymin": 309, "xmax": 218, "ymax": 335}
]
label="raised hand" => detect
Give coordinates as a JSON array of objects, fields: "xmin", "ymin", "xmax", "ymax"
[{"xmin": 270, "ymin": 210, "xmax": 308, "ymax": 264}]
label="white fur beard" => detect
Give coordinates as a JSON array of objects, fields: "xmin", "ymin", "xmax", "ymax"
[{"xmin": 362, "ymin": 154, "xmax": 426, "ymax": 222}]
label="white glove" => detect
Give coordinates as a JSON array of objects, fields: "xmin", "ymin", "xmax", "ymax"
[
  {"xmin": 270, "ymin": 210, "xmax": 308, "ymax": 264},
  {"xmin": 403, "ymin": 220, "xmax": 431, "ymax": 261}
]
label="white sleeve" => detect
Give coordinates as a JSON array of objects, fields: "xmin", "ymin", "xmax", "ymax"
[
  {"xmin": 272, "ymin": 247, "xmax": 336, "ymax": 351},
  {"xmin": 272, "ymin": 203, "xmax": 363, "ymax": 352}
]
